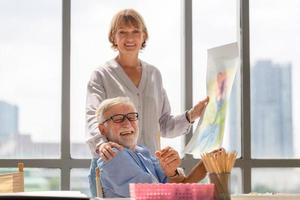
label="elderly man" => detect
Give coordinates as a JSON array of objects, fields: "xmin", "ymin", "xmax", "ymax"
[{"xmin": 95, "ymin": 97, "xmax": 211, "ymax": 198}]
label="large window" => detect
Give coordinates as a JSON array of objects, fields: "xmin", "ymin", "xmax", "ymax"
[
  {"xmin": 0, "ymin": 0, "xmax": 61, "ymax": 158},
  {"xmin": 250, "ymin": 0, "xmax": 300, "ymax": 192},
  {"xmin": 250, "ymin": 0, "xmax": 299, "ymax": 159},
  {"xmin": 1, "ymin": 0, "xmax": 300, "ymax": 196}
]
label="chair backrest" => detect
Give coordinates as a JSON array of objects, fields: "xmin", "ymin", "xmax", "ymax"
[
  {"xmin": 95, "ymin": 167, "xmax": 104, "ymax": 198},
  {"xmin": 0, "ymin": 163, "xmax": 24, "ymax": 193}
]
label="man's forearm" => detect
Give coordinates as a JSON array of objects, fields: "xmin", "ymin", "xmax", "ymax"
[
  {"xmin": 167, "ymin": 160, "xmax": 207, "ymax": 183},
  {"xmin": 182, "ymin": 160, "xmax": 207, "ymax": 183}
]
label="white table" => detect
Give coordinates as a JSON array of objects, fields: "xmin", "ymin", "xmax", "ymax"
[
  {"xmin": 95, "ymin": 194, "xmax": 300, "ymax": 200},
  {"xmin": 232, "ymin": 194, "xmax": 300, "ymax": 200}
]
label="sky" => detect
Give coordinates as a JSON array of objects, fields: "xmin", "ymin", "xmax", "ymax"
[{"xmin": 0, "ymin": 0, "xmax": 299, "ymax": 156}]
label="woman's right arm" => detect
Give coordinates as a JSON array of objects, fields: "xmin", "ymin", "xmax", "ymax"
[
  {"xmin": 86, "ymin": 70, "xmax": 108, "ymax": 157},
  {"xmin": 86, "ymin": 70, "xmax": 123, "ymax": 159}
]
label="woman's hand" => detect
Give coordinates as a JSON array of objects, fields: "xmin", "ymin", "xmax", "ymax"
[
  {"xmin": 98, "ymin": 142, "xmax": 124, "ymax": 161},
  {"xmin": 188, "ymin": 96, "xmax": 209, "ymax": 123}
]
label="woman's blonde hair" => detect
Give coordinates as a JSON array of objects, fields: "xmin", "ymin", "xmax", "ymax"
[{"xmin": 108, "ymin": 9, "xmax": 148, "ymax": 50}]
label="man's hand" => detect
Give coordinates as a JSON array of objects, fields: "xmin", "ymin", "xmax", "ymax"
[
  {"xmin": 208, "ymin": 147, "xmax": 225, "ymax": 157},
  {"xmin": 155, "ymin": 146, "xmax": 181, "ymax": 177},
  {"xmin": 98, "ymin": 142, "xmax": 124, "ymax": 161}
]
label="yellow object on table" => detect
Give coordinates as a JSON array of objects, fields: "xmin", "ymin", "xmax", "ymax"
[{"xmin": 0, "ymin": 163, "xmax": 24, "ymax": 193}]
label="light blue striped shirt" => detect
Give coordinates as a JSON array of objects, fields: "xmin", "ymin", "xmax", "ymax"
[{"xmin": 98, "ymin": 146, "xmax": 167, "ymax": 198}]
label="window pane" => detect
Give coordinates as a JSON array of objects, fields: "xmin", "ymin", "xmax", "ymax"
[
  {"xmin": 192, "ymin": 0, "xmax": 240, "ymax": 154},
  {"xmin": 231, "ymin": 168, "xmax": 242, "ymax": 194},
  {"xmin": 0, "ymin": 168, "xmax": 60, "ymax": 191},
  {"xmin": 250, "ymin": 0, "xmax": 299, "ymax": 158},
  {"xmin": 71, "ymin": 0, "xmax": 182, "ymax": 158},
  {"xmin": 70, "ymin": 169, "xmax": 90, "ymax": 197},
  {"xmin": 0, "ymin": 0, "xmax": 62, "ymax": 158},
  {"xmin": 252, "ymin": 168, "xmax": 300, "ymax": 193}
]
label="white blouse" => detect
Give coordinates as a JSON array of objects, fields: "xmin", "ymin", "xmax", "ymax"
[{"xmin": 86, "ymin": 59, "xmax": 191, "ymax": 157}]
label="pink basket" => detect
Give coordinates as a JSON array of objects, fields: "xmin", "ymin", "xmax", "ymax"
[{"xmin": 130, "ymin": 183, "xmax": 215, "ymax": 200}]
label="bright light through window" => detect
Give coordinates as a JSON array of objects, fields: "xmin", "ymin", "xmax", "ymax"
[
  {"xmin": 250, "ymin": 0, "xmax": 300, "ymax": 159},
  {"xmin": 0, "ymin": 0, "xmax": 61, "ymax": 159}
]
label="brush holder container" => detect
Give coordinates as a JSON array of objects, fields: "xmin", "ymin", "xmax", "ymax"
[{"xmin": 209, "ymin": 172, "xmax": 231, "ymax": 200}]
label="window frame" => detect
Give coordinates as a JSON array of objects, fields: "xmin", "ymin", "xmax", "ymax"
[{"xmin": 2, "ymin": 0, "xmax": 300, "ymax": 193}]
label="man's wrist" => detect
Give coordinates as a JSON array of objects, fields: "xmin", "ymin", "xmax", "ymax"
[
  {"xmin": 168, "ymin": 169, "xmax": 179, "ymax": 178},
  {"xmin": 167, "ymin": 168, "xmax": 185, "ymax": 182}
]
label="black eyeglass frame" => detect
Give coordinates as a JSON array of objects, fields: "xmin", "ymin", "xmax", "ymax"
[{"xmin": 101, "ymin": 112, "xmax": 139, "ymax": 124}]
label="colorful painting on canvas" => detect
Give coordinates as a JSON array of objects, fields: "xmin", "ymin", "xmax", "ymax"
[{"xmin": 184, "ymin": 42, "xmax": 239, "ymax": 158}]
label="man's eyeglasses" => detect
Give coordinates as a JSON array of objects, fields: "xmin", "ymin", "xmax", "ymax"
[{"xmin": 102, "ymin": 112, "xmax": 139, "ymax": 124}]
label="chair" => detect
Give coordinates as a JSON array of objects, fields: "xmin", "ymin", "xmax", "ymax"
[
  {"xmin": 95, "ymin": 167, "xmax": 104, "ymax": 198},
  {"xmin": 0, "ymin": 163, "xmax": 24, "ymax": 193}
]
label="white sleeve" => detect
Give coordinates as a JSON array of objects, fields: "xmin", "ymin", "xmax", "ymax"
[
  {"xmin": 86, "ymin": 70, "xmax": 108, "ymax": 157},
  {"xmin": 159, "ymin": 88, "xmax": 192, "ymax": 138}
]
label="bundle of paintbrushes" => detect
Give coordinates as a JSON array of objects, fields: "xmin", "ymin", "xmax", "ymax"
[
  {"xmin": 201, "ymin": 150, "xmax": 237, "ymax": 200},
  {"xmin": 201, "ymin": 150, "xmax": 237, "ymax": 174}
]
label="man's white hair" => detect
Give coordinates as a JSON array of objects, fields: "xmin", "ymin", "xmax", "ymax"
[{"xmin": 96, "ymin": 97, "xmax": 136, "ymax": 124}]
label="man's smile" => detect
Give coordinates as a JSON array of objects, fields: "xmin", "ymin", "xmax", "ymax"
[{"xmin": 120, "ymin": 130, "xmax": 134, "ymax": 136}]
